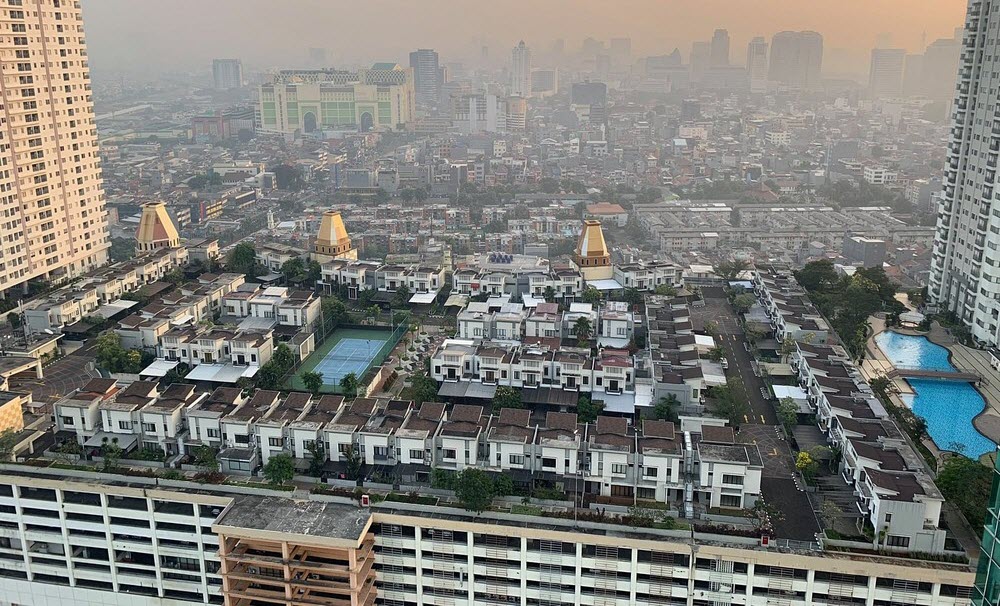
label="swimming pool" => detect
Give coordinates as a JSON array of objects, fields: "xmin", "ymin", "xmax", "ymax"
[{"xmin": 874, "ymin": 331, "xmax": 995, "ymax": 458}]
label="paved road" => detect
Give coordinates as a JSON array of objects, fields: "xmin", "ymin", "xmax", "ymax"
[
  {"xmin": 717, "ymin": 331, "xmax": 779, "ymax": 426},
  {"xmin": 9, "ymin": 353, "xmax": 98, "ymax": 405}
]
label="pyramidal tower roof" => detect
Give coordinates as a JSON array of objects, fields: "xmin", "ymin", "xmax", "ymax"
[
  {"xmin": 314, "ymin": 210, "xmax": 357, "ymax": 261},
  {"xmin": 576, "ymin": 219, "xmax": 609, "ymax": 260},
  {"xmin": 135, "ymin": 202, "xmax": 179, "ymax": 253}
]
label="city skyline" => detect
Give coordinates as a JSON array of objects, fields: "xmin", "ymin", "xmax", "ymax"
[{"xmin": 80, "ymin": 0, "xmax": 964, "ymax": 76}]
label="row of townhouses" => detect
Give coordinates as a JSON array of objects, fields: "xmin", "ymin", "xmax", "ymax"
[
  {"xmin": 753, "ymin": 267, "xmax": 948, "ymax": 554},
  {"xmin": 52, "ymin": 379, "xmax": 763, "ymax": 512},
  {"xmin": 318, "ymin": 258, "xmax": 447, "ymax": 302},
  {"xmin": 24, "ymin": 247, "xmax": 191, "ymax": 333}
]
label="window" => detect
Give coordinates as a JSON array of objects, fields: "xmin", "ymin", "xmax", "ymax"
[
  {"xmin": 643, "ymin": 467, "xmax": 658, "ymax": 478},
  {"xmin": 206, "ymin": 428, "xmax": 220, "ymax": 439},
  {"xmin": 410, "ymin": 449, "xmax": 424, "ymax": 460},
  {"xmin": 722, "ymin": 474, "xmax": 743, "ymax": 486},
  {"xmin": 61, "ymin": 416, "xmax": 74, "ymax": 426},
  {"xmin": 142, "ymin": 423, "xmax": 155, "ymax": 433},
  {"xmin": 720, "ymin": 495, "xmax": 742, "ymax": 508},
  {"xmin": 118, "ymin": 420, "xmax": 132, "ymax": 430},
  {"xmin": 268, "ymin": 437, "xmax": 283, "ymax": 448},
  {"xmin": 886, "ymin": 535, "xmax": 910, "ymax": 548},
  {"xmin": 443, "ymin": 449, "xmax": 457, "ymax": 460},
  {"xmin": 541, "ymin": 457, "xmax": 556, "ymax": 468},
  {"xmin": 234, "ymin": 434, "xmax": 249, "ymax": 445},
  {"xmin": 611, "ymin": 463, "xmax": 627, "ymax": 475},
  {"xmin": 509, "ymin": 454, "xmax": 525, "ymax": 466},
  {"xmin": 373, "ymin": 446, "xmax": 389, "ymax": 458}
]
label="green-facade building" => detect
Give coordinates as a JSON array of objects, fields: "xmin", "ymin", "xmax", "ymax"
[{"xmin": 259, "ymin": 64, "xmax": 415, "ymax": 134}]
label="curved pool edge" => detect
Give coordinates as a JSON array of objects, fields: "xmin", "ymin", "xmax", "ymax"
[{"xmin": 873, "ymin": 329, "xmax": 997, "ymax": 458}]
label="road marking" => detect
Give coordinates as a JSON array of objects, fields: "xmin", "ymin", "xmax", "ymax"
[{"xmin": 760, "ymin": 415, "xmax": 766, "ymax": 423}]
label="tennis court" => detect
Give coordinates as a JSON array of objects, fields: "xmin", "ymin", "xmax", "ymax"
[
  {"xmin": 312, "ymin": 337, "xmax": 387, "ymax": 385},
  {"xmin": 288, "ymin": 326, "xmax": 405, "ymax": 393}
]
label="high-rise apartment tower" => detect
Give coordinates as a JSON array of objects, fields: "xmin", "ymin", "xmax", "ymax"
[{"xmin": 0, "ymin": 0, "xmax": 109, "ymax": 299}]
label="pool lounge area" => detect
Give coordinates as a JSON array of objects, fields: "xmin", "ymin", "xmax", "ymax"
[{"xmin": 874, "ymin": 331, "xmax": 996, "ymax": 459}]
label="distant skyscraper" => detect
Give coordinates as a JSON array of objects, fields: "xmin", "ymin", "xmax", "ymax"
[
  {"xmin": 530, "ymin": 68, "xmax": 559, "ymax": 97},
  {"xmin": 768, "ymin": 31, "xmax": 823, "ymax": 88},
  {"xmin": 511, "ymin": 41, "xmax": 532, "ymax": 98},
  {"xmin": 710, "ymin": 29, "xmax": 730, "ymax": 67},
  {"xmin": 868, "ymin": 48, "xmax": 906, "ymax": 98},
  {"xmin": 0, "ymin": 1, "xmax": 109, "ymax": 299},
  {"xmin": 212, "ymin": 58, "xmax": 244, "ymax": 90},
  {"xmin": 921, "ymin": 35, "xmax": 963, "ymax": 101},
  {"xmin": 902, "ymin": 53, "xmax": 924, "ymax": 96},
  {"xmin": 610, "ymin": 37, "xmax": 632, "ymax": 65},
  {"xmin": 746, "ymin": 37, "xmax": 769, "ymax": 93},
  {"xmin": 929, "ymin": 0, "xmax": 1000, "ymax": 344},
  {"xmin": 690, "ymin": 41, "xmax": 711, "ymax": 80},
  {"xmin": 409, "ymin": 49, "xmax": 443, "ymax": 105}
]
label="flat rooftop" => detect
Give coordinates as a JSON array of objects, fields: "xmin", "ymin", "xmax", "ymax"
[{"xmin": 215, "ymin": 495, "xmax": 370, "ymax": 544}]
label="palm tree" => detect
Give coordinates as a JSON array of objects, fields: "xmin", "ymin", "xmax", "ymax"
[{"xmin": 543, "ymin": 286, "xmax": 556, "ymax": 303}]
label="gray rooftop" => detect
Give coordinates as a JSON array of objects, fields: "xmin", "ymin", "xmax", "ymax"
[{"xmin": 216, "ymin": 495, "xmax": 370, "ymax": 543}]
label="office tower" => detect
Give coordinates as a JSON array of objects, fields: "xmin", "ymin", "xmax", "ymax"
[
  {"xmin": 930, "ymin": 0, "xmax": 1000, "ymax": 343},
  {"xmin": 212, "ymin": 58, "xmax": 243, "ymax": 90},
  {"xmin": 768, "ymin": 31, "xmax": 824, "ymax": 88},
  {"xmin": 258, "ymin": 64, "xmax": 415, "ymax": 134},
  {"xmin": 902, "ymin": 53, "xmax": 925, "ymax": 96},
  {"xmin": 922, "ymin": 34, "xmax": 963, "ymax": 101},
  {"xmin": 409, "ymin": 48, "xmax": 443, "ymax": 105},
  {"xmin": 610, "ymin": 37, "xmax": 631, "ymax": 64},
  {"xmin": 690, "ymin": 41, "xmax": 711, "ymax": 80},
  {"xmin": 0, "ymin": 0, "xmax": 110, "ymax": 300},
  {"xmin": 571, "ymin": 81, "xmax": 608, "ymax": 107},
  {"xmin": 975, "ymin": 449, "xmax": 1000, "ymax": 605},
  {"xmin": 581, "ymin": 37, "xmax": 604, "ymax": 57},
  {"xmin": 868, "ymin": 48, "xmax": 906, "ymax": 98},
  {"xmin": 710, "ymin": 29, "xmax": 730, "ymax": 67},
  {"xmin": 511, "ymin": 40, "xmax": 532, "ymax": 98},
  {"xmin": 746, "ymin": 36, "xmax": 769, "ymax": 93},
  {"xmin": 530, "ymin": 68, "xmax": 559, "ymax": 97},
  {"xmin": 451, "ymin": 90, "xmax": 506, "ymax": 134},
  {"xmin": 505, "ymin": 96, "xmax": 528, "ymax": 131}
]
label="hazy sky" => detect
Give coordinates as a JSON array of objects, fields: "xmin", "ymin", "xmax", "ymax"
[{"xmin": 81, "ymin": 0, "xmax": 967, "ymax": 75}]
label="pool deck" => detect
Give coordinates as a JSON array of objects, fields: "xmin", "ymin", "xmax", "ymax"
[{"xmin": 864, "ymin": 318, "xmax": 1000, "ymax": 453}]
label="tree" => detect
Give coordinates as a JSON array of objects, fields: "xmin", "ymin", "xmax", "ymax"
[
  {"xmin": 795, "ymin": 451, "xmax": 819, "ymax": 482},
  {"xmin": 573, "ymin": 316, "xmax": 593, "ymax": 346},
  {"xmin": 280, "ymin": 257, "xmax": 307, "ymax": 285},
  {"xmin": 622, "ymin": 288, "xmax": 644, "ymax": 306},
  {"xmin": 491, "ymin": 385, "xmax": 522, "ymax": 413},
  {"xmin": 263, "ymin": 453, "xmax": 295, "ymax": 486},
  {"xmin": 100, "ymin": 437, "xmax": 122, "ymax": 472},
  {"xmin": 713, "ymin": 259, "xmax": 750, "ymax": 281},
  {"xmin": 306, "ymin": 440, "xmax": 326, "ymax": 477},
  {"xmin": 819, "ymin": 499, "xmax": 843, "ymax": 530},
  {"xmin": 163, "ymin": 268, "xmax": 186, "ymax": 285},
  {"xmin": 745, "ymin": 498, "xmax": 784, "ymax": 532},
  {"xmin": 302, "ymin": 371, "xmax": 325, "ymax": 395},
  {"xmin": 492, "ymin": 473, "xmax": 515, "ymax": 497},
  {"xmin": 543, "ymin": 285, "xmax": 556, "ymax": 303},
  {"xmin": 581, "ymin": 286, "xmax": 602, "ymax": 304},
  {"xmin": 776, "ymin": 397, "xmax": 799, "ymax": 433},
  {"xmin": 707, "ymin": 346, "xmax": 725, "ymax": 362},
  {"xmin": 455, "ymin": 468, "xmax": 495, "ymax": 513},
  {"xmin": 94, "ymin": 332, "xmax": 145, "ymax": 374},
  {"xmin": 577, "ymin": 394, "xmax": 604, "ymax": 423},
  {"xmin": 226, "ymin": 242, "xmax": 259, "ymax": 277},
  {"xmin": 652, "ymin": 394, "xmax": 680, "ymax": 422},
  {"xmin": 711, "ymin": 378, "xmax": 750, "ymax": 428},
  {"xmin": 731, "ymin": 293, "xmax": 756, "ymax": 315},
  {"xmin": 192, "ymin": 445, "xmax": 219, "ymax": 471},
  {"xmin": 392, "ymin": 285, "xmax": 412, "ymax": 308},
  {"xmin": 936, "ymin": 454, "xmax": 993, "ymax": 532},
  {"xmin": 410, "ymin": 373, "xmax": 439, "ymax": 405},
  {"xmin": 654, "ymin": 284, "xmax": 677, "ymax": 296},
  {"xmin": 344, "ymin": 444, "xmax": 363, "ymax": 480},
  {"xmin": 273, "ymin": 343, "xmax": 295, "ymax": 370},
  {"xmin": 703, "ymin": 320, "xmax": 719, "ymax": 336},
  {"xmin": 793, "ymin": 259, "xmax": 839, "ymax": 292},
  {"xmin": 0, "ymin": 429, "xmax": 18, "ymax": 461},
  {"xmin": 340, "ymin": 372, "xmax": 360, "ymax": 399}
]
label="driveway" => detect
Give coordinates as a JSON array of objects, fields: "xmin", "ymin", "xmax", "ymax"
[{"xmin": 10, "ymin": 354, "xmax": 99, "ymax": 404}]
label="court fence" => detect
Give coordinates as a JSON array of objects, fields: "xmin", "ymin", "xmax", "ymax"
[{"xmin": 286, "ymin": 322, "xmax": 409, "ymax": 395}]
